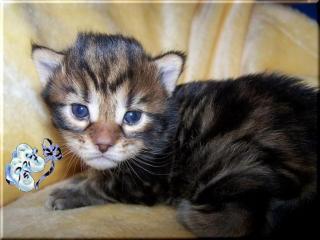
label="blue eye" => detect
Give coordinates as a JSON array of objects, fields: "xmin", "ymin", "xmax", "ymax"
[
  {"xmin": 123, "ymin": 111, "xmax": 142, "ymax": 125},
  {"xmin": 72, "ymin": 104, "xmax": 89, "ymax": 119}
]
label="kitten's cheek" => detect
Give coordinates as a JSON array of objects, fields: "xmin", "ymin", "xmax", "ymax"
[{"xmin": 121, "ymin": 140, "xmax": 145, "ymax": 157}]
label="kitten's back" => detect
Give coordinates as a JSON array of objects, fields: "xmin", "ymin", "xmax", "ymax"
[{"xmin": 172, "ymin": 74, "xmax": 317, "ymax": 237}]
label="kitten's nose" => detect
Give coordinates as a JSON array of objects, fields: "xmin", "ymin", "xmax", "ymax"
[
  {"xmin": 94, "ymin": 136, "xmax": 115, "ymax": 153},
  {"xmin": 96, "ymin": 144, "xmax": 111, "ymax": 153},
  {"xmin": 89, "ymin": 122, "xmax": 120, "ymax": 154}
]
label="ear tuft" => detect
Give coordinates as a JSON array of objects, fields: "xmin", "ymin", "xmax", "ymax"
[
  {"xmin": 31, "ymin": 44, "xmax": 64, "ymax": 87},
  {"xmin": 154, "ymin": 52, "xmax": 185, "ymax": 95}
]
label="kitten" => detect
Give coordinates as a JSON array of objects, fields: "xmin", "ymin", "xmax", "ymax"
[{"xmin": 32, "ymin": 33, "xmax": 317, "ymax": 237}]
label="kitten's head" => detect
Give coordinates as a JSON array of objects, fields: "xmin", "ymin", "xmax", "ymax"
[{"xmin": 32, "ymin": 33, "xmax": 184, "ymax": 170}]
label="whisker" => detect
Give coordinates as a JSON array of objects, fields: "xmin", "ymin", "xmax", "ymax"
[
  {"xmin": 125, "ymin": 161, "xmax": 144, "ymax": 183},
  {"xmin": 63, "ymin": 153, "xmax": 78, "ymax": 179},
  {"xmin": 134, "ymin": 156, "xmax": 171, "ymax": 168},
  {"xmin": 131, "ymin": 158, "xmax": 170, "ymax": 176}
]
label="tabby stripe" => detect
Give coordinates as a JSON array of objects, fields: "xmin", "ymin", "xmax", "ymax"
[
  {"xmin": 63, "ymin": 86, "xmax": 77, "ymax": 94},
  {"xmin": 82, "ymin": 61, "xmax": 99, "ymax": 91},
  {"xmin": 77, "ymin": 73, "xmax": 90, "ymax": 102},
  {"xmin": 109, "ymin": 71, "xmax": 129, "ymax": 92},
  {"xmin": 99, "ymin": 64, "xmax": 110, "ymax": 94}
]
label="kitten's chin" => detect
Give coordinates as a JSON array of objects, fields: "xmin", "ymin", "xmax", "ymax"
[{"xmin": 84, "ymin": 157, "xmax": 118, "ymax": 170}]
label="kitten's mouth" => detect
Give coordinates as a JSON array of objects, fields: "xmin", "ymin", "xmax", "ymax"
[
  {"xmin": 86, "ymin": 155, "xmax": 115, "ymax": 162},
  {"xmin": 84, "ymin": 155, "xmax": 119, "ymax": 170}
]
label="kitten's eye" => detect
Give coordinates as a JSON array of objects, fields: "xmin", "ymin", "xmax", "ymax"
[
  {"xmin": 123, "ymin": 111, "xmax": 142, "ymax": 125},
  {"xmin": 72, "ymin": 104, "xmax": 89, "ymax": 119}
]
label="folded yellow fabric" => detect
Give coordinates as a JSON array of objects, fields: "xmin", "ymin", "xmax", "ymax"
[
  {"xmin": 2, "ymin": 3, "xmax": 318, "ymax": 237},
  {"xmin": 3, "ymin": 177, "xmax": 194, "ymax": 238}
]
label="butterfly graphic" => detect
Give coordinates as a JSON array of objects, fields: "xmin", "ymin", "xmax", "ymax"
[{"xmin": 5, "ymin": 138, "xmax": 63, "ymax": 192}]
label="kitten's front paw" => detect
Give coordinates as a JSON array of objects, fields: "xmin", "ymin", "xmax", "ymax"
[{"xmin": 45, "ymin": 188, "xmax": 83, "ymax": 210}]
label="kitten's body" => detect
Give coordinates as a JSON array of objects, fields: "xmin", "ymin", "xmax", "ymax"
[{"xmin": 32, "ymin": 33, "xmax": 317, "ymax": 238}]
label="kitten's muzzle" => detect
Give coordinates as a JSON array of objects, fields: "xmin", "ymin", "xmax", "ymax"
[
  {"xmin": 88, "ymin": 122, "xmax": 120, "ymax": 153},
  {"xmin": 96, "ymin": 144, "xmax": 111, "ymax": 153}
]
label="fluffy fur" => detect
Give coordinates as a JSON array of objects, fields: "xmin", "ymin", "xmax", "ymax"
[{"xmin": 32, "ymin": 33, "xmax": 317, "ymax": 238}]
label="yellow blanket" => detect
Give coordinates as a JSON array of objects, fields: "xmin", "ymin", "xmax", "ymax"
[{"xmin": 2, "ymin": 2, "xmax": 318, "ymax": 238}]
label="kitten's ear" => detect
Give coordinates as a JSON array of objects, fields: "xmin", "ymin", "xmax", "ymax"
[
  {"xmin": 154, "ymin": 52, "xmax": 185, "ymax": 95},
  {"xmin": 31, "ymin": 44, "xmax": 64, "ymax": 87}
]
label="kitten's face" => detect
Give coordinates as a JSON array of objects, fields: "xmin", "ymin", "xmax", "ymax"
[{"xmin": 32, "ymin": 34, "xmax": 184, "ymax": 170}]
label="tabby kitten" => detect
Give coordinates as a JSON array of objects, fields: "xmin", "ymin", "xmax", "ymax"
[{"xmin": 32, "ymin": 33, "xmax": 317, "ymax": 238}]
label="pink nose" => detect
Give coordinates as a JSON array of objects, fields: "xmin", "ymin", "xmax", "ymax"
[
  {"xmin": 96, "ymin": 144, "xmax": 111, "ymax": 153},
  {"xmin": 94, "ymin": 135, "xmax": 115, "ymax": 153},
  {"xmin": 89, "ymin": 122, "xmax": 120, "ymax": 154}
]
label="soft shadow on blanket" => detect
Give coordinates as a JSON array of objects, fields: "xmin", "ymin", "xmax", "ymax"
[{"xmin": 3, "ymin": 176, "xmax": 194, "ymax": 238}]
